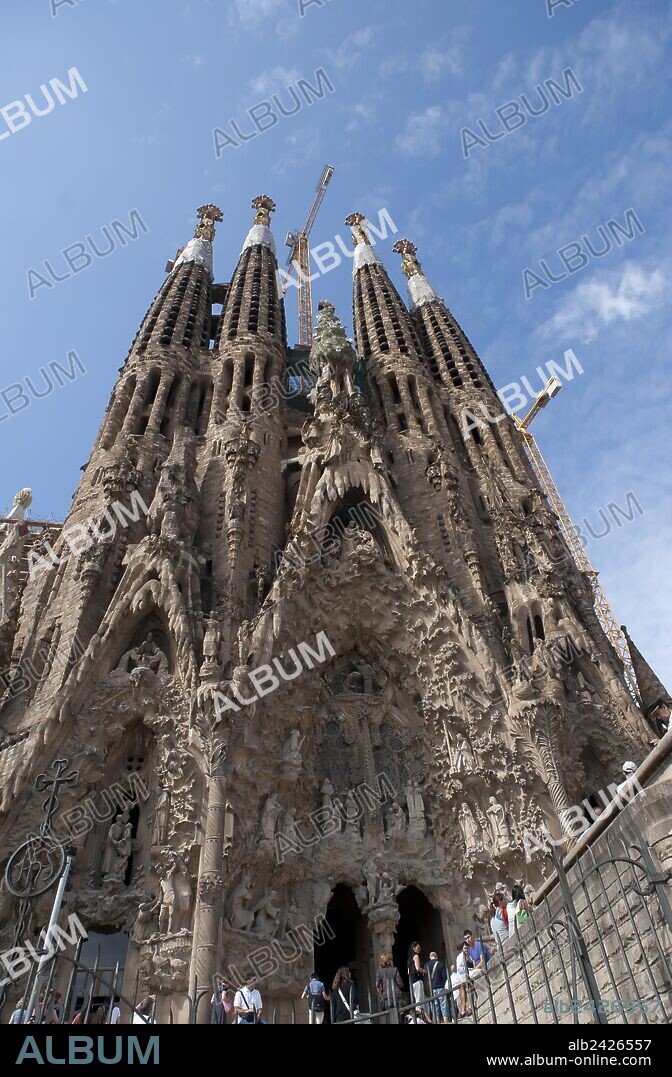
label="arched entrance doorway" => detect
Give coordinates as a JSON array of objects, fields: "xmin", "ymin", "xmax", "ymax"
[
  {"xmin": 315, "ymin": 884, "xmax": 374, "ymax": 1012},
  {"xmin": 393, "ymin": 886, "xmax": 445, "ymax": 988}
]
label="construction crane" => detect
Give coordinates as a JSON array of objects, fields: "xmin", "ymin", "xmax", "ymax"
[
  {"xmin": 513, "ymin": 377, "xmax": 640, "ymax": 703},
  {"xmin": 284, "ymin": 164, "xmax": 334, "ymax": 349}
]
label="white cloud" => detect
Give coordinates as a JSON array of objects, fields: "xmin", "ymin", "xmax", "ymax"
[
  {"xmin": 249, "ymin": 66, "xmax": 299, "ymax": 96},
  {"xmin": 228, "ymin": 0, "xmax": 284, "ymax": 27},
  {"xmin": 326, "ymin": 27, "xmax": 375, "ymax": 70},
  {"xmin": 395, "ymin": 105, "xmax": 444, "ymax": 157},
  {"xmin": 544, "ymin": 263, "xmax": 666, "ymax": 342},
  {"xmin": 419, "ymin": 45, "xmax": 463, "ymax": 81}
]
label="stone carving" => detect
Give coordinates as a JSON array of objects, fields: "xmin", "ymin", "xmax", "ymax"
[
  {"xmin": 282, "ymin": 730, "xmax": 304, "ymax": 768},
  {"xmin": 405, "ymin": 780, "xmax": 426, "ymax": 835},
  {"xmin": 117, "ymin": 632, "xmax": 168, "ymax": 675},
  {"xmin": 320, "ymin": 778, "xmax": 334, "ymax": 811},
  {"xmin": 386, "ymin": 801, "xmax": 406, "ymax": 837},
  {"xmin": 458, "ymin": 802, "xmax": 484, "ymax": 857},
  {"xmin": 252, "ymin": 888, "xmax": 281, "ymax": 936},
  {"xmin": 103, "ymin": 807, "xmax": 134, "ymax": 884},
  {"xmin": 157, "ymin": 854, "xmax": 192, "ymax": 935},
  {"xmin": 260, "ymin": 794, "xmax": 282, "ymax": 843},
  {"xmin": 486, "ymin": 796, "xmax": 512, "ymax": 854},
  {"xmin": 229, "ymin": 874, "xmax": 255, "ymax": 932},
  {"xmin": 450, "ymin": 733, "xmax": 476, "ymax": 776}
]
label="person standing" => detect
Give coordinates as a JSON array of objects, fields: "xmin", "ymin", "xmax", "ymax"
[
  {"xmin": 234, "ymin": 976, "xmax": 264, "ymax": 1024},
  {"xmin": 301, "ymin": 972, "xmax": 329, "ymax": 1024},
  {"xmin": 490, "ymin": 892, "xmax": 509, "ymax": 949},
  {"xmin": 375, "ymin": 954, "xmax": 404, "ymax": 1012},
  {"xmin": 407, "ymin": 941, "xmax": 428, "ymax": 1017},
  {"xmin": 506, "ymin": 886, "xmax": 529, "ymax": 937},
  {"xmin": 424, "ymin": 951, "xmax": 449, "ymax": 1023},
  {"xmin": 455, "ymin": 942, "xmax": 474, "ymax": 1018},
  {"xmin": 330, "ymin": 967, "xmax": 357, "ymax": 1023}
]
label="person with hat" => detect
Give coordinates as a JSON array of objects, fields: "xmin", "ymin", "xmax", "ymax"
[{"xmin": 616, "ymin": 761, "xmax": 638, "ymax": 796}]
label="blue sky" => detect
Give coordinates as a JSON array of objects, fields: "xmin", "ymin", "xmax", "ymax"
[{"xmin": 2, "ymin": 0, "xmax": 671, "ymax": 686}]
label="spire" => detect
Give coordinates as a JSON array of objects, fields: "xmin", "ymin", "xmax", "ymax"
[
  {"xmin": 621, "ymin": 625, "xmax": 672, "ymax": 718},
  {"xmin": 171, "ymin": 203, "xmax": 223, "ymax": 275},
  {"xmin": 241, "ymin": 195, "xmax": 277, "ymax": 255},
  {"xmin": 393, "ymin": 238, "xmax": 440, "ymax": 310},
  {"xmin": 219, "ymin": 195, "xmax": 285, "ymax": 344},
  {"xmin": 345, "ymin": 212, "xmax": 381, "ymax": 272}
]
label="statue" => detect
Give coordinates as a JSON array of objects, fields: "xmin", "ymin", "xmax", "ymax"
[
  {"xmin": 377, "ymin": 871, "xmax": 397, "ymax": 905},
  {"xmin": 157, "ymin": 853, "xmax": 192, "ymax": 935},
  {"xmin": 282, "ymin": 729, "xmax": 304, "ymax": 768},
  {"xmin": 486, "ymin": 796, "xmax": 512, "ymax": 853},
  {"xmin": 152, "ymin": 787, "xmax": 170, "ymax": 847},
  {"xmin": 405, "ymin": 781, "xmax": 426, "ymax": 834},
  {"xmin": 451, "ymin": 733, "xmax": 476, "ymax": 775},
  {"xmin": 131, "ymin": 897, "xmax": 159, "ymax": 942},
  {"xmin": 342, "ymin": 792, "xmax": 361, "ymax": 842},
  {"xmin": 282, "ymin": 807, "xmax": 298, "ymax": 846},
  {"xmin": 118, "ymin": 631, "xmax": 168, "ymax": 675},
  {"xmin": 252, "ymin": 888, "xmax": 281, "ymax": 936},
  {"xmin": 458, "ymin": 802, "xmax": 483, "ymax": 857},
  {"xmin": 386, "ymin": 801, "xmax": 406, "ymax": 837},
  {"xmin": 260, "ymin": 794, "xmax": 282, "ymax": 843},
  {"xmin": 201, "ymin": 616, "xmax": 222, "ymax": 675},
  {"xmin": 103, "ymin": 807, "xmax": 133, "ymax": 884},
  {"xmin": 229, "ymin": 873, "xmax": 255, "ymax": 932},
  {"xmin": 321, "ymin": 778, "xmax": 334, "ymax": 812}
]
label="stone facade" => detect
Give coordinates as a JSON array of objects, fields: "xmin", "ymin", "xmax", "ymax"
[{"xmin": 0, "ymin": 200, "xmax": 658, "ymax": 1022}]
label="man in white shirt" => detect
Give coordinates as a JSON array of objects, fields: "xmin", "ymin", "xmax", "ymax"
[{"xmin": 234, "ymin": 976, "xmax": 264, "ymax": 1024}]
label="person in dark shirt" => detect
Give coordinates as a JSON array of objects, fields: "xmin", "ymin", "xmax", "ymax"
[
  {"xmin": 330, "ymin": 966, "xmax": 357, "ymax": 1024},
  {"xmin": 424, "ymin": 951, "xmax": 451, "ymax": 1023}
]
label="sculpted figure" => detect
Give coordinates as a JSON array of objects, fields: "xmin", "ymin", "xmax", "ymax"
[
  {"xmin": 405, "ymin": 781, "xmax": 426, "ymax": 832},
  {"xmin": 451, "ymin": 733, "xmax": 476, "ymax": 775},
  {"xmin": 386, "ymin": 801, "xmax": 406, "ymax": 837},
  {"xmin": 103, "ymin": 807, "xmax": 133, "ymax": 883},
  {"xmin": 252, "ymin": 888, "xmax": 281, "ymax": 936},
  {"xmin": 260, "ymin": 794, "xmax": 282, "ymax": 842},
  {"xmin": 458, "ymin": 802, "xmax": 483, "ymax": 856},
  {"xmin": 486, "ymin": 796, "xmax": 512, "ymax": 853},
  {"xmin": 118, "ymin": 631, "xmax": 168, "ymax": 674},
  {"xmin": 229, "ymin": 873, "xmax": 255, "ymax": 932},
  {"xmin": 282, "ymin": 729, "xmax": 304, "ymax": 768},
  {"xmin": 157, "ymin": 854, "xmax": 192, "ymax": 934}
]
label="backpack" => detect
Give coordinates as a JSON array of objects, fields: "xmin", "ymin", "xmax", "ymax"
[{"xmin": 308, "ymin": 979, "xmax": 325, "ymax": 1011}]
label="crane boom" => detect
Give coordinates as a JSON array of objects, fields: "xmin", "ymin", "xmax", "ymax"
[
  {"xmin": 284, "ymin": 165, "xmax": 334, "ymax": 348},
  {"xmin": 514, "ymin": 417, "xmax": 640, "ymax": 702}
]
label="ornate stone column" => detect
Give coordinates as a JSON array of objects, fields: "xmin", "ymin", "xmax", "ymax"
[{"xmin": 189, "ymin": 771, "xmax": 227, "ymax": 1023}]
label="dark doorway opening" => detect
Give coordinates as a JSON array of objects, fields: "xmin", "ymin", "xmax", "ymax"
[
  {"xmin": 394, "ymin": 886, "xmax": 445, "ymax": 990},
  {"xmin": 315, "ymin": 884, "xmax": 373, "ymax": 1013}
]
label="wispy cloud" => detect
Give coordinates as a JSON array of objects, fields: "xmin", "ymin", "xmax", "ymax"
[
  {"xmin": 326, "ymin": 27, "xmax": 375, "ymax": 70},
  {"xmin": 543, "ymin": 263, "xmax": 666, "ymax": 342},
  {"xmin": 228, "ymin": 0, "xmax": 284, "ymax": 27},
  {"xmin": 249, "ymin": 66, "xmax": 299, "ymax": 96},
  {"xmin": 395, "ymin": 105, "xmax": 444, "ymax": 157}
]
